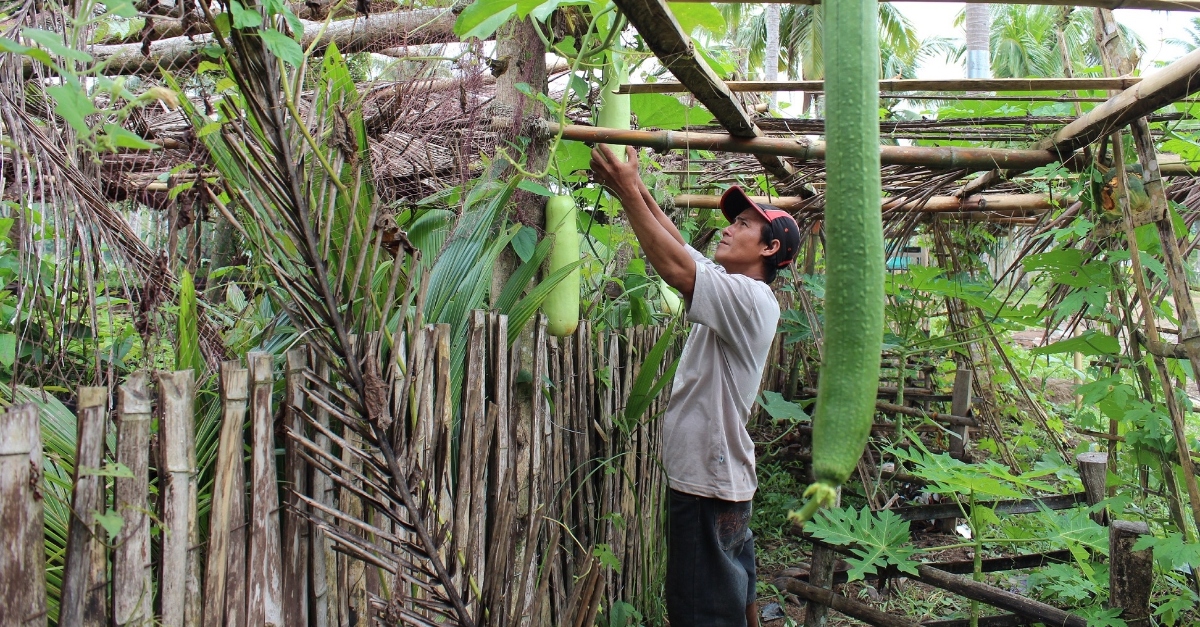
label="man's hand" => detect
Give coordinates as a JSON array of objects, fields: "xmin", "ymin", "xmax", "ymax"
[{"xmin": 590, "ymin": 144, "xmax": 641, "ymax": 200}]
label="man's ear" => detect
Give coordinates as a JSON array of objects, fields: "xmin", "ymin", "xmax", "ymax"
[{"xmin": 761, "ymin": 238, "xmax": 781, "ymax": 258}]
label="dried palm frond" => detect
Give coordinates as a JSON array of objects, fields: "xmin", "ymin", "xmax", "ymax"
[{"xmin": 170, "ymin": 1, "xmax": 478, "ymax": 622}]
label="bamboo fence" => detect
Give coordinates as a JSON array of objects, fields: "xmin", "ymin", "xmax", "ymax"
[{"xmin": 0, "ymin": 312, "xmax": 678, "ymax": 626}]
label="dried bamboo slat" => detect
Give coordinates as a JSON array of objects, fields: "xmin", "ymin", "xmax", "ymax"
[
  {"xmin": 204, "ymin": 362, "xmax": 249, "ymax": 627},
  {"xmin": 247, "ymin": 354, "xmax": 284, "ymax": 626},
  {"xmin": 0, "ymin": 404, "xmax": 44, "ymax": 626},
  {"xmin": 158, "ymin": 371, "xmax": 201, "ymax": 627},
  {"xmin": 114, "ymin": 374, "xmax": 153, "ymax": 625}
]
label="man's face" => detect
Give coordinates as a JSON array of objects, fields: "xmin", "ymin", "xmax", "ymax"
[{"xmin": 714, "ymin": 208, "xmax": 773, "ymax": 269}]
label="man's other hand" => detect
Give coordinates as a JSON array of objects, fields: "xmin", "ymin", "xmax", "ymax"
[{"xmin": 590, "ymin": 144, "xmax": 640, "ymax": 200}]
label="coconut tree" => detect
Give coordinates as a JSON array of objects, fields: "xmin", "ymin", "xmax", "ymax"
[{"xmin": 964, "ymin": 3, "xmax": 990, "ymax": 78}]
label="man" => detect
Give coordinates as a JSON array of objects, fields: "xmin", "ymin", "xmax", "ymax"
[{"xmin": 590, "ymin": 144, "xmax": 801, "ymax": 626}]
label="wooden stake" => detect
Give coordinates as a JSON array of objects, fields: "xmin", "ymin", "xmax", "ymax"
[
  {"xmin": 60, "ymin": 387, "xmax": 108, "ymax": 627},
  {"xmin": 283, "ymin": 349, "xmax": 310, "ymax": 627},
  {"xmin": 114, "ymin": 374, "xmax": 153, "ymax": 625},
  {"xmin": 158, "ymin": 371, "xmax": 200, "ymax": 627},
  {"xmin": 247, "ymin": 352, "xmax": 284, "ymax": 626},
  {"xmin": 804, "ymin": 542, "xmax": 837, "ymax": 627},
  {"xmin": 203, "ymin": 362, "xmax": 249, "ymax": 627},
  {"xmin": 0, "ymin": 404, "xmax": 44, "ymax": 626}
]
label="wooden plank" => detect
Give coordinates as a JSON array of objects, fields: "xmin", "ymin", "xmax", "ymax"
[
  {"xmin": 60, "ymin": 387, "xmax": 107, "ymax": 627},
  {"xmin": 282, "ymin": 349, "xmax": 310, "ymax": 627},
  {"xmin": 247, "ymin": 352, "xmax": 284, "ymax": 626},
  {"xmin": 780, "ymin": 549, "xmax": 1075, "ymax": 584},
  {"xmin": 676, "ymin": 193, "xmax": 1057, "ymax": 215},
  {"xmin": 20, "ymin": 403, "xmax": 46, "ymax": 627},
  {"xmin": 620, "ymin": 77, "xmax": 1143, "ymax": 94},
  {"xmin": 923, "ymin": 614, "xmax": 1036, "ymax": 627},
  {"xmin": 114, "ymin": 374, "xmax": 153, "ymax": 625},
  {"xmin": 947, "ymin": 367, "xmax": 973, "ymax": 460},
  {"xmin": 888, "ymin": 493, "xmax": 1087, "ymax": 521},
  {"xmin": 0, "ymin": 404, "xmax": 43, "ymax": 626},
  {"xmin": 609, "ymin": 0, "xmax": 794, "ymax": 181},
  {"xmin": 158, "ymin": 371, "xmax": 200, "ymax": 627},
  {"xmin": 203, "ymin": 362, "xmax": 249, "ymax": 627}
]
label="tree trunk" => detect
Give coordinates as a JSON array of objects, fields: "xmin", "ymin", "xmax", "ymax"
[
  {"xmin": 965, "ymin": 4, "xmax": 991, "ymax": 79},
  {"xmin": 765, "ymin": 4, "xmax": 782, "ymax": 109}
]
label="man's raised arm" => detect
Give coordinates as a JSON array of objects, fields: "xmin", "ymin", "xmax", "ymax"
[{"xmin": 590, "ymin": 144, "xmax": 696, "ymax": 299}]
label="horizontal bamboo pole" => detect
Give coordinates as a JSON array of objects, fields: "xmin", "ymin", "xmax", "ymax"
[
  {"xmin": 547, "ymin": 122, "xmax": 1058, "ymax": 170},
  {"xmin": 675, "ymin": 192, "xmax": 1057, "ymax": 214},
  {"xmin": 619, "ymin": 77, "xmax": 1142, "ymax": 95},
  {"xmin": 670, "ymin": 0, "xmax": 1197, "ymax": 9}
]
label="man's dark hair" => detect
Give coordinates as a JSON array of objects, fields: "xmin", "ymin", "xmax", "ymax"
[{"xmin": 760, "ymin": 223, "xmax": 779, "ymax": 284}]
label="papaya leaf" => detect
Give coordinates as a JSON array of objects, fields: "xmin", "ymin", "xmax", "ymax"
[{"xmin": 806, "ymin": 507, "xmax": 919, "ymax": 582}]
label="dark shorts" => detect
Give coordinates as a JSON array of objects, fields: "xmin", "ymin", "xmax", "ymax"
[{"xmin": 666, "ymin": 488, "xmax": 757, "ymax": 627}]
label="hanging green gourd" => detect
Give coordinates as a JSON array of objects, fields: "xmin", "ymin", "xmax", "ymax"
[
  {"xmin": 658, "ymin": 277, "xmax": 682, "ymax": 315},
  {"xmin": 596, "ymin": 46, "xmax": 631, "ymax": 147},
  {"xmin": 790, "ymin": 0, "xmax": 884, "ymax": 524},
  {"xmin": 543, "ymin": 195, "xmax": 581, "ymax": 337}
]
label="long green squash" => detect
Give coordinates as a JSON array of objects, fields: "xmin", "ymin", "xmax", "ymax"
[
  {"xmin": 543, "ymin": 195, "xmax": 581, "ymax": 336},
  {"xmin": 791, "ymin": 0, "xmax": 884, "ymax": 524},
  {"xmin": 596, "ymin": 48, "xmax": 630, "ymax": 153}
]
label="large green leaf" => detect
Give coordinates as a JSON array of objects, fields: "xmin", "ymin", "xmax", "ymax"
[
  {"xmin": 805, "ymin": 507, "xmax": 919, "ymax": 581},
  {"xmin": 630, "ymin": 93, "xmax": 714, "ymax": 130}
]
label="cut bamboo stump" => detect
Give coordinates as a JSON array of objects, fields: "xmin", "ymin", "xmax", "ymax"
[
  {"xmin": 1077, "ymin": 452, "xmax": 1109, "ymax": 525},
  {"xmin": 60, "ymin": 387, "xmax": 108, "ymax": 627},
  {"xmin": 0, "ymin": 404, "xmax": 45, "ymax": 627},
  {"xmin": 247, "ymin": 352, "xmax": 284, "ymax": 626},
  {"xmin": 114, "ymin": 374, "xmax": 153, "ymax": 625},
  {"xmin": 1108, "ymin": 521, "xmax": 1153, "ymax": 627},
  {"xmin": 203, "ymin": 361, "xmax": 249, "ymax": 627},
  {"xmin": 159, "ymin": 371, "xmax": 201, "ymax": 627}
]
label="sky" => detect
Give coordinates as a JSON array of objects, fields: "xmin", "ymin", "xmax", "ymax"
[{"xmin": 894, "ymin": 3, "xmax": 1196, "ymax": 79}]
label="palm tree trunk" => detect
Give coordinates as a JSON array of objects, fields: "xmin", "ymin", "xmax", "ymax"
[
  {"xmin": 765, "ymin": 4, "xmax": 782, "ymax": 109},
  {"xmin": 965, "ymin": 3, "xmax": 991, "ymax": 79}
]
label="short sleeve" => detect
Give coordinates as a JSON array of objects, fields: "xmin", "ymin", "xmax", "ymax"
[
  {"xmin": 687, "ymin": 262, "xmax": 776, "ymax": 347},
  {"xmin": 685, "ymin": 244, "xmax": 720, "ymax": 272}
]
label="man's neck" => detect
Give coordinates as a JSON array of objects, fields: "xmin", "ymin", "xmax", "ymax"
[{"xmin": 717, "ymin": 260, "xmax": 766, "ymax": 282}]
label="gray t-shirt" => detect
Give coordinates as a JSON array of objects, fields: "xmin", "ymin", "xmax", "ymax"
[{"xmin": 661, "ymin": 245, "xmax": 780, "ymax": 502}]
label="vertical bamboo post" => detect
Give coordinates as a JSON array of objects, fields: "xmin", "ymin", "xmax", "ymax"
[
  {"xmin": 1077, "ymin": 452, "xmax": 1109, "ymax": 526},
  {"xmin": 0, "ymin": 404, "xmax": 44, "ymax": 626},
  {"xmin": 247, "ymin": 352, "xmax": 284, "ymax": 626},
  {"xmin": 60, "ymin": 387, "xmax": 108, "ymax": 627},
  {"xmin": 158, "ymin": 370, "xmax": 200, "ymax": 627},
  {"xmin": 805, "ymin": 542, "xmax": 837, "ymax": 627},
  {"xmin": 203, "ymin": 361, "xmax": 249, "ymax": 627},
  {"xmin": 1108, "ymin": 520, "xmax": 1153, "ymax": 627},
  {"xmin": 283, "ymin": 349, "xmax": 310, "ymax": 627},
  {"xmin": 948, "ymin": 365, "xmax": 973, "ymax": 458},
  {"xmin": 114, "ymin": 374, "xmax": 153, "ymax": 625},
  {"xmin": 309, "ymin": 353, "xmax": 337, "ymax": 627}
]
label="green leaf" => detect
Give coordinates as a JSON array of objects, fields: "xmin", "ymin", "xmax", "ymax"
[
  {"xmin": 667, "ymin": 2, "xmax": 725, "ymax": 36},
  {"xmin": 102, "ymin": 124, "xmax": 160, "ymax": 150},
  {"xmin": 453, "ymin": 0, "xmax": 519, "ymax": 40},
  {"xmin": 594, "ymin": 544, "xmax": 621, "ymax": 573},
  {"xmin": 176, "ymin": 270, "xmax": 203, "ymax": 375},
  {"xmin": 1132, "ymin": 532, "xmax": 1200, "ymax": 571},
  {"xmin": 0, "ymin": 36, "xmax": 54, "ymax": 67},
  {"xmin": 621, "ymin": 320, "xmax": 681, "ymax": 431},
  {"xmin": 46, "ymin": 85, "xmax": 98, "ymax": 135},
  {"xmin": 94, "ymin": 509, "xmax": 125, "ymax": 539},
  {"xmin": 517, "ymin": 179, "xmax": 552, "ymax": 196},
  {"xmin": 510, "ymin": 226, "xmax": 538, "ymax": 262},
  {"xmin": 805, "ymin": 507, "xmax": 919, "ymax": 581},
  {"xmin": 229, "ymin": 0, "xmax": 263, "ymax": 29},
  {"xmin": 756, "ymin": 390, "xmax": 808, "ymax": 424},
  {"xmin": 80, "ymin": 462, "xmax": 135, "ymax": 478},
  {"xmin": 0, "ymin": 332, "xmax": 15, "ymax": 367},
  {"xmin": 1031, "ymin": 331, "xmax": 1120, "ymax": 357},
  {"xmin": 630, "ymin": 93, "xmax": 713, "ymax": 130},
  {"xmin": 22, "ymin": 28, "xmax": 93, "ymax": 63},
  {"xmin": 260, "ymin": 28, "xmax": 302, "ymax": 66}
]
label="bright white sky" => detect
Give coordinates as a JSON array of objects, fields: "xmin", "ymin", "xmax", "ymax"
[{"xmin": 895, "ymin": 3, "xmax": 1195, "ymax": 79}]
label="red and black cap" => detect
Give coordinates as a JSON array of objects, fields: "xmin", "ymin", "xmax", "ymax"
[{"xmin": 719, "ymin": 186, "xmax": 802, "ymax": 269}]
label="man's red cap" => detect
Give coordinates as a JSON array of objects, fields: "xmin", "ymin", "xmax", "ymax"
[{"xmin": 719, "ymin": 186, "xmax": 802, "ymax": 268}]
